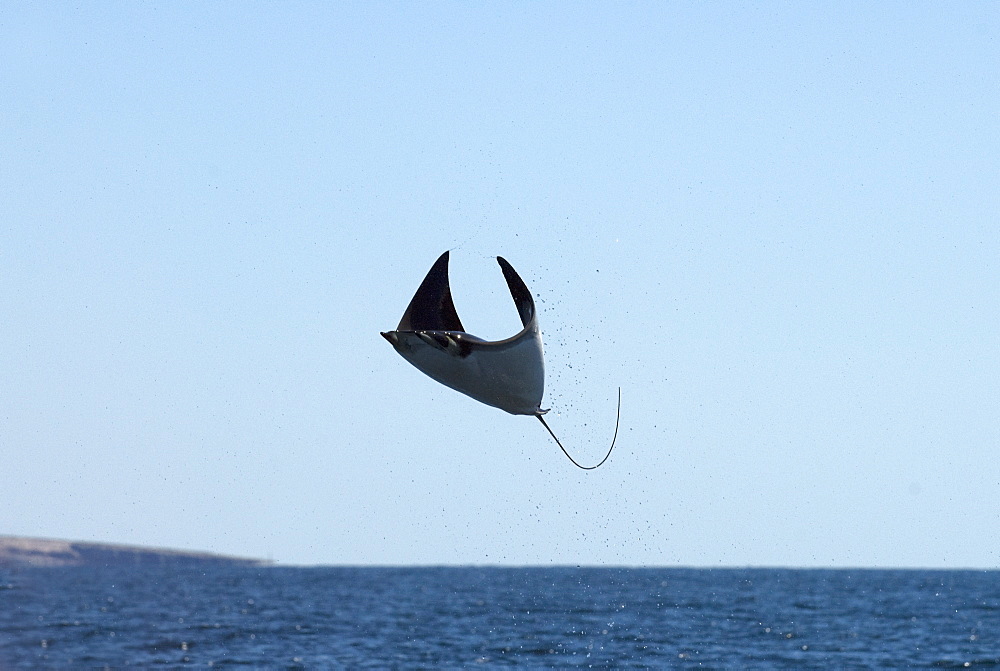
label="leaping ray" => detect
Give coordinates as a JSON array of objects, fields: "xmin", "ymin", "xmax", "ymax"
[{"xmin": 381, "ymin": 251, "xmax": 619, "ymax": 469}]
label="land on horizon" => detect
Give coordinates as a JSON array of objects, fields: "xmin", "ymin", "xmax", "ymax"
[{"xmin": 0, "ymin": 536, "xmax": 272, "ymax": 568}]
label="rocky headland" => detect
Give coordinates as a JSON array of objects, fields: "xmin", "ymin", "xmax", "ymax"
[{"xmin": 0, "ymin": 536, "xmax": 272, "ymax": 568}]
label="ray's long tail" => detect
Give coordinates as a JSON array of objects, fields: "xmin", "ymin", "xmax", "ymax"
[{"xmin": 536, "ymin": 388, "xmax": 621, "ymax": 470}]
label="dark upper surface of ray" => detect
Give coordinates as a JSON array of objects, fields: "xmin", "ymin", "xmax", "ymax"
[
  {"xmin": 396, "ymin": 251, "xmax": 464, "ymax": 332},
  {"xmin": 497, "ymin": 256, "xmax": 535, "ymax": 328}
]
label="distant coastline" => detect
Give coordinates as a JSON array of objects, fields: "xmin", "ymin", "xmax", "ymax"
[{"xmin": 0, "ymin": 536, "xmax": 272, "ymax": 568}]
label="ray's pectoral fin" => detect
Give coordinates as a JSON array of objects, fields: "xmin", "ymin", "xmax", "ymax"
[
  {"xmin": 497, "ymin": 256, "xmax": 535, "ymax": 328},
  {"xmin": 397, "ymin": 251, "xmax": 464, "ymax": 332}
]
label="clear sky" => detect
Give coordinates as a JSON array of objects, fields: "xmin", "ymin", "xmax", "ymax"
[{"xmin": 2, "ymin": 3, "xmax": 998, "ymax": 567}]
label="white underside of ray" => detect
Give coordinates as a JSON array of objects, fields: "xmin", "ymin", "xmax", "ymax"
[{"xmin": 388, "ymin": 327, "xmax": 545, "ymax": 416}]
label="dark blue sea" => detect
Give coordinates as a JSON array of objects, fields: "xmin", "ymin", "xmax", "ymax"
[{"xmin": 2, "ymin": 566, "xmax": 999, "ymax": 669}]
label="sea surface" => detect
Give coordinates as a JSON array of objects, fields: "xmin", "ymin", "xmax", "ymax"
[{"xmin": 1, "ymin": 566, "xmax": 999, "ymax": 668}]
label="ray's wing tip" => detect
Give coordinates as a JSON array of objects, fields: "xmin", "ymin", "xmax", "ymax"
[
  {"xmin": 424, "ymin": 250, "xmax": 450, "ymax": 269},
  {"xmin": 431, "ymin": 250, "xmax": 451, "ymax": 268},
  {"xmin": 496, "ymin": 256, "xmax": 519, "ymax": 278}
]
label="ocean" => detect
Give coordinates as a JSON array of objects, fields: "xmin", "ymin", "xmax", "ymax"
[{"xmin": 1, "ymin": 566, "xmax": 998, "ymax": 668}]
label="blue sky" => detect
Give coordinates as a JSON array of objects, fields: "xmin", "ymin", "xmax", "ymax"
[{"xmin": 2, "ymin": 2, "xmax": 998, "ymax": 566}]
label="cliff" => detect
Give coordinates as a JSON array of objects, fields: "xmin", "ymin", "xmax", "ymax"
[{"xmin": 0, "ymin": 536, "xmax": 272, "ymax": 568}]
